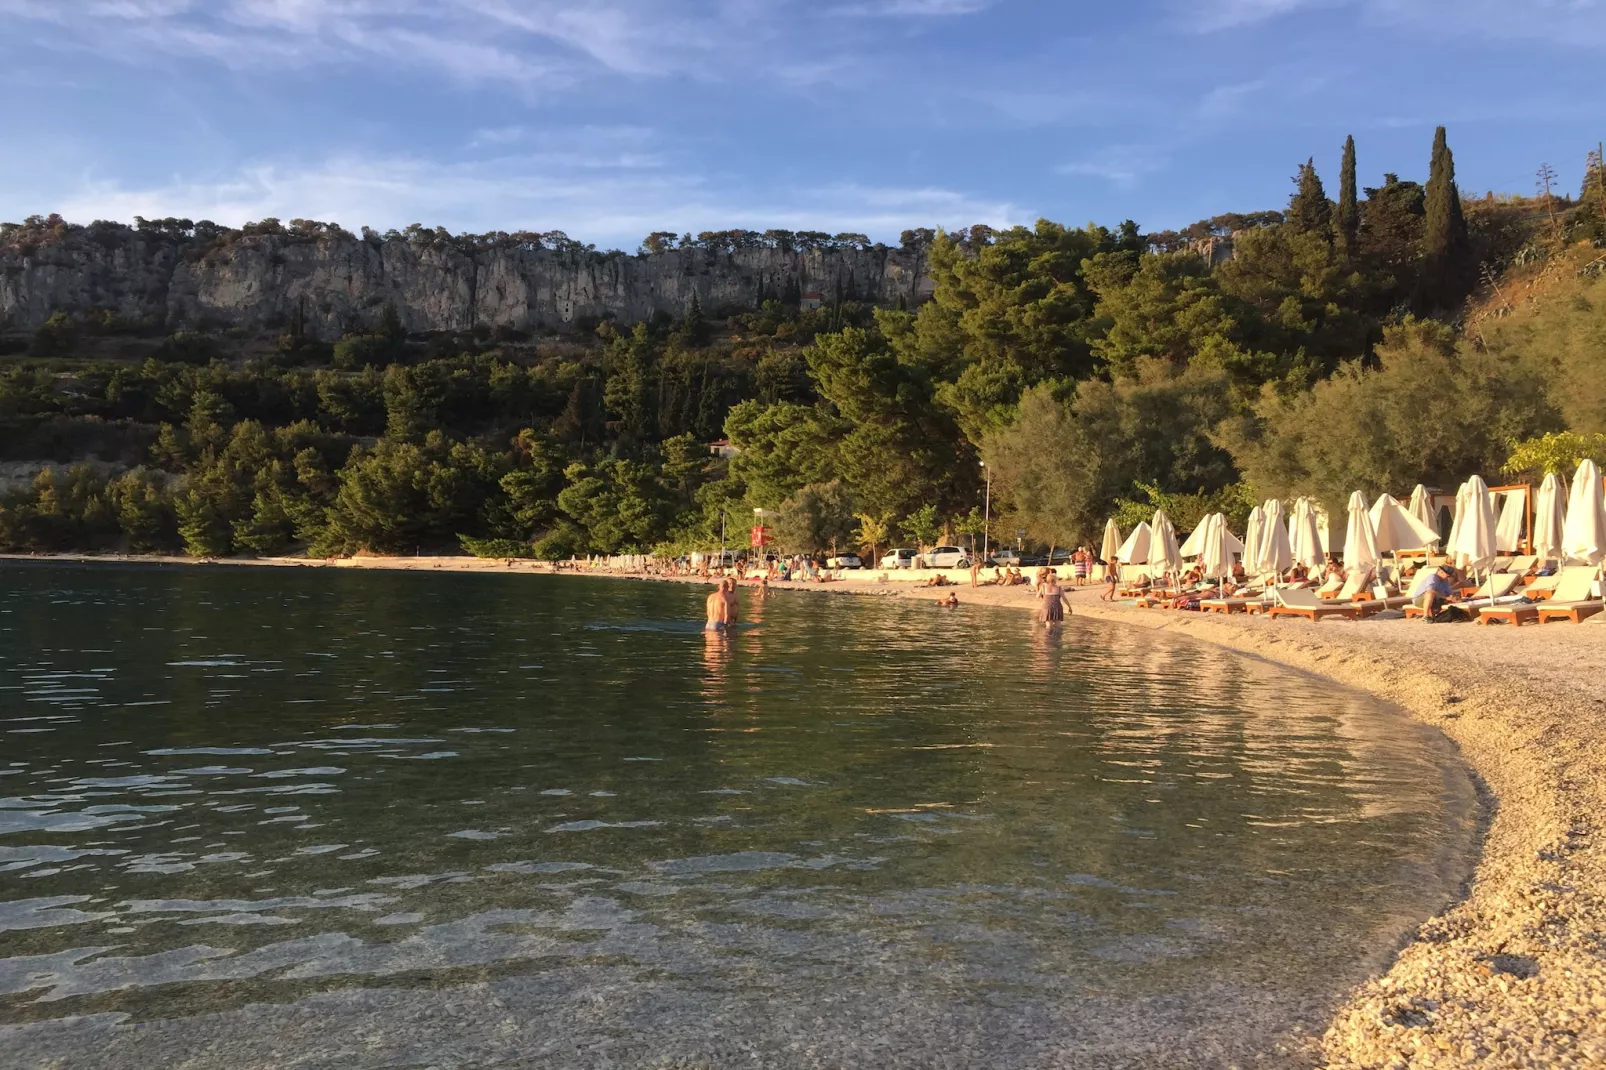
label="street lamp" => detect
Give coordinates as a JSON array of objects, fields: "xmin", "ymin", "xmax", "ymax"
[{"xmin": 979, "ymin": 460, "xmax": 991, "ymax": 563}]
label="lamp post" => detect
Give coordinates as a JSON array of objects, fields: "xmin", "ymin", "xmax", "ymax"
[{"xmin": 980, "ymin": 460, "xmax": 991, "ymax": 564}]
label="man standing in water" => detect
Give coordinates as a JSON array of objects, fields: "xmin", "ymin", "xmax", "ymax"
[
  {"xmin": 706, "ymin": 577, "xmax": 740, "ymax": 631},
  {"xmin": 705, "ymin": 582, "xmax": 731, "ymax": 631}
]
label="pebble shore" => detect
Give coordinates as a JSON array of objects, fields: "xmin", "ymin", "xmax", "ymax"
[{"xmin": 9, "ymin": 552, "xmax": 1604, "ymax": 1068}]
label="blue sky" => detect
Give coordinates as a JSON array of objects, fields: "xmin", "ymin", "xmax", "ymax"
[{"xmin": 0, "ymin": 0, "xmax": 1601, "ymax": 249}]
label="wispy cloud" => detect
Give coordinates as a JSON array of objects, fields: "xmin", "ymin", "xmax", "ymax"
[
  {"xmin": 1056, "ymin": 146, "xmax": 1167, "ymax": 188},
  {"xmin": 831, "ymin": 0, "xmax": 996, "ymax": 15},
  {"xmin": 1185, "ymin": 0, "xmax": 1606, "ymax": 43}
]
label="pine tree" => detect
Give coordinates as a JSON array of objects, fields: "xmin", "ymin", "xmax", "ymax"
[
  {"xmin": 1335, "ymin": 136, "xmax": 1360, "ymax": 260},
  {"xmin": 1286, "ymin": 158, "xmax": 1333, "ymax": 237},
  {"xmin": 1419, "ymin": 126, "xmax": 1475, "ymax": 311}
]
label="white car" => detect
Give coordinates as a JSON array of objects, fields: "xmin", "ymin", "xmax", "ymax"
[
  {"xmin": 922, "ymin": 545, "xmax": 973, "ymax": 570},
  {"xmin": 878, "ymin": 548, "xmax": 918, "ymax": 569},
  {"xmin": 825, "ymin": 553, "xmax": 862, "ymax": 569}
]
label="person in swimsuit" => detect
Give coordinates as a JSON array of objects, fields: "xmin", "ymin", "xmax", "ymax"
[
  {"xmin": 722, "ymin": 577, "xmax": 740, "ymax": 625},
  {"xmin": 1039, "ymin": 574, "xmax": 1068, "ymax": 626},
  {"xmin": 705, "ymin": 582, "xmax": 731, "ymax": 632}
]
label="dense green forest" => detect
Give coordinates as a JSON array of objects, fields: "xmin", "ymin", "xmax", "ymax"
[{"xmin": 4, "ymin": 128, "xmax": 1606, "ymax": 560}]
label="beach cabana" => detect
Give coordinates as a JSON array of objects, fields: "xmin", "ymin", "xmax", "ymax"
[
  {"xmin": 1532, "ymin": 472, "xmax": 1565, "ymax": 566},
  {"xmin": 1561, "ymin": 459, "xmax": 1605, "ymax": 566},
  {"xmin": 1494, "ymin": 489, "xmax": 1529, "ymax": 554}
]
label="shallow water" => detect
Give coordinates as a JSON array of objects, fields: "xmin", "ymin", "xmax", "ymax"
[{"xmin": 0, "ymin": 563, "xmax": 1476, "ymax": 1068}]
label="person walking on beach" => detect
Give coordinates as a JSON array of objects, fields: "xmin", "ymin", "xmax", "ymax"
[{"xmin": 970, "ymin": 557, "xmax": 981, "ymax": 588}]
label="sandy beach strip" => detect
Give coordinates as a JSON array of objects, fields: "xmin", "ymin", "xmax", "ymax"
[{"xmin": 9, "ymin": 552, "xmax": 1606, "ymax": 1067}]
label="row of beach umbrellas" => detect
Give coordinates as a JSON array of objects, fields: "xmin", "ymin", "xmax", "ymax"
[{"xmin": 1096, "ymin": 459, "xmax": 1606, "ymax": 581}]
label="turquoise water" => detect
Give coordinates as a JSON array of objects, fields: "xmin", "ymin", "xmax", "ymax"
[{"xmin": 0, "ymin": 564, "xmax": 1475, "ymax": 1068}]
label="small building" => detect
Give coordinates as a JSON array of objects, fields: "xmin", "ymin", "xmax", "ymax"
[
  {"xmin": 799, "ymin": 292, "xmax": 824, "ymax": 311},
  {"xmin": 708, "ymin": 439, "xmax": 740, "ymax": 459}
]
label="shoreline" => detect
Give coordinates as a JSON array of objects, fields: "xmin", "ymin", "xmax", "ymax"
[{"xmin": 7, "ymin": 553, "xmax": 1604, "ymax": 1067}]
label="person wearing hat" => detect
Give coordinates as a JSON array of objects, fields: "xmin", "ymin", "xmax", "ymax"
[{"xmin": 1410, "ymin": 563, "xmax": 1458, "ymax": 619}]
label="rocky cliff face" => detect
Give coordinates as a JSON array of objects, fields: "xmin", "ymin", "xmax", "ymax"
[{"xmin": 0, "ymin": 223, "xmax": 934, "ymax": 339}]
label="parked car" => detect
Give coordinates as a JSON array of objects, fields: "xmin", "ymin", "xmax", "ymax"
[
  {"xmin": 987, "ymin": 549, "xmax": 1023, "ymax": 567},
  {"xmin": 1047, "ymin": 548, "xmax": 1074, "ymax": 565},
  {"xmin": 878, "ymin": 548, "xmax": 918, "ymax": 569},
  {"xmin": 825, "ymin": 553, "xmax": 862, "ymax": 569},
  {"xmin": 921, "ymin": 546, "xmax": 973, "ymax": 569}
]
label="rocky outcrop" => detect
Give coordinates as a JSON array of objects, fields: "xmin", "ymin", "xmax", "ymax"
[{"xmin": 0, "ymin": 223, "xmax": 935, "ymax": 339}]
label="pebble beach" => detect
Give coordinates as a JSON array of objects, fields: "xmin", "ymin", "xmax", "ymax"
[{"xmin": 7, "ymin": 552, "xmax": 1604, "ymax": 1068}]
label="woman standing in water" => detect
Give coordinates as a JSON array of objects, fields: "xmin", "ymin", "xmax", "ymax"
[{"xmin": 1038, "ymin": 571, "xmax": 1068, "ymax": 627}]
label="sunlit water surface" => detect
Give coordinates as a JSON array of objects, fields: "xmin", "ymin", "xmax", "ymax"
[{"xmin": 0, "ymin": 564, "xmax": 1476, "ymax": 1068}]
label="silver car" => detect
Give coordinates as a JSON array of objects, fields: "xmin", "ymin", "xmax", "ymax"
[{"xmin": 922, "ymin": 546, "xmax": 973, "ymax": 569}]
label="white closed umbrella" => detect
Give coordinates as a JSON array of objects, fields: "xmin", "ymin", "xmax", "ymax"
[
  {"xmin": 1562, "ymin": 460, "xmax": 1606, "ymax": 565},
  {"xmin": 1370, "ymin": 494, "xmax": 1440, "ymax": 554},
  {"xmin": 1242, "ymin": 506, "xmax": 1265, "ymax": 576},
  {"xmin": 1147, "ymin": 510, "xmax": 1183, "ymax": 581},
  {"xmin": 1407, "ymin": 484, "xmax": 1438, "ymax": 543},
  {"xmin": 1197, "ymin": 513, "xmax": 1236, "ymax": 591},
  {"xmin": 1259, "ymin": 499, "xmax": 1292, "ymax": 577},
  {"xmin": 1116, "ymin": 521, "xmax": 1152, "ymax": 566},
  {"xmin": 1450, "ymin": 477, "xmax": 1499, "ymax": 603},
  {"xmin": 1178, "ymin": 523, "xmax": 1205, "ymax": 559},
  {"xmin": 1445, "ymin": 483, "xmax": 1468, "ymax": 561},
  {"xmin": 1100, "ymin": 519, "xmax": 1123, "ymax": 567},
  {"xmin": 1342, "ymin": 490, "xmax": 1380, "ymax": 578},
  {"xmin": 1288, "ymin": 498, "xmax": 1326, "ymax": 570},
  {"xmin": 1494, "ymin": 489, "xmax": 1528, "ymax": 554},
  {"xmin": 1532, "ymin": 472, "xmax": 1565, "ymax": 565}
]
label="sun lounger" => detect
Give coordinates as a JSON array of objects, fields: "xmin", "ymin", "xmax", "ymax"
[
  {"xmin": 1201, "ymin": 596, "xmax": 1266, "ymax": 614},
  {"xmin": 1480, "ymin": 566, "xmax": 1597, "ymax": 626},
  {"xmin": 1536, "ymin": 567, "xmax": 1604, "ymax": 623},
  {"xmin": 1522, "ymin": 573, "xmax": 1561, "ymax": 600},
  {"xmin": 1266, "ymin": 587, "xmax": 1363, "ymax": 621},
  {"xmin": 1502, "ymin": 555, "xmax": 1537, "ymax": 575}
]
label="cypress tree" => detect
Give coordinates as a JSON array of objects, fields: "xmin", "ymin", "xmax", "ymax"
[
  {"xmin": 1335, "ymin": 135, "xmax": 1360, "ymax": 260},
  {"xmin": 1420, "ymin": 125, "xmax": 1475, "ymax": 311},
  {"xmin": 1287, "ymin": 158, "xmax": 1333, "ymax": 237}
]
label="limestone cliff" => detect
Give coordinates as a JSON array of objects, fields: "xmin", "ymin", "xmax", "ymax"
[{"xmin": 0, "ymin": 220, "xmax": 935, "ymax": 339}]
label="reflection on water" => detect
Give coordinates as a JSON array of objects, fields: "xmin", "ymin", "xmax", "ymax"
[{"xmin": 0, "ymin": 564, "xmax": 1475, "ymax": 1069}]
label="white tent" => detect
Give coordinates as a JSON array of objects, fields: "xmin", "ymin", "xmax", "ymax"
[
  {"xmin": 1288, "ymin": 498, "xmax": 1326, "ymax": 570},
  {"xmin": 1449, "ymin": 476, "xmax": 1498, "ymax": 575},
  {"xmin": 1342, "ymin": 491, "xmax": 1380, "ymax": 576},
  {"xmin": 1099, "ymin": 518, "xmax": 1123, "ymax": 573},
  {"xmin": 1196, "ymin": 513, "xmax": 1236, "ymax": 588},
  {"xmin": 1370, "ymin": 493, "xmax": 1440, "ymax": 554},
  {"xmin": 1116, "ymin": 521, "xmax": 1152, "ymax": 565},
  {"xmin": 1407, "ymin": 484, "xmax": 1440, "ymax": 544},
  {"xmin": 1561, "ymin": 459, "xmax": 1606, "ymax": 565},
  {"xmin": 1495, "ymin": 488, "xmax": 1528, "ymax": 554},
  {"xmin": 1148, "ymin": 510, "xmax": 1183, "ymax": 578},
  {"xmin": 1241, "ymin": 505, "xmax": 1265, "ymax": 576},
  {"xmin": 1259, "ymin": 499, "xmax": 1293, "ymax": 576},
  {"xmin": 1532, "ymin": 472, "xmax": 1565, "ymax": 564}
]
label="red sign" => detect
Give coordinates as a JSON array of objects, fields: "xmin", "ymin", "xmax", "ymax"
[{"xmin": 750, "ymin": 525, "xmax": 770, "ymax": 548}]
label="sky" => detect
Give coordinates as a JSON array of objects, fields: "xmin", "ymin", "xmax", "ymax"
[{"xmin": 0, "ymin": 0, "xmax": 1601, "ymax": 250}]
